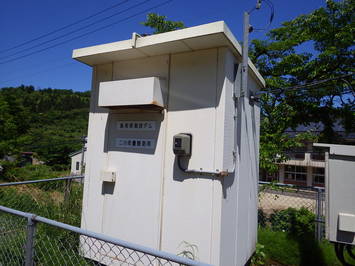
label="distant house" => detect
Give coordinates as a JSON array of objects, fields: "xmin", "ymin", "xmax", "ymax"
[
  {"xmin": 260, "ymin": 122, "xmax": 355, "ymax": 187},
  {"xmin": 19, "ymin": 152, "xmax": 43, "ymax": 167},
  {"xmin": 69, "ymin": 149, "xmax": 86, "ymax": 175}
]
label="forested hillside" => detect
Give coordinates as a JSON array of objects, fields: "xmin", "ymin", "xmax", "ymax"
[{"xmin": 0, "ymin": 85, "xmax": 90, "ymax": 168}]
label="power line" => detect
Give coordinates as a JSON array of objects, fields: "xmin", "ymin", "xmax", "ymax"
[
  {"xmin": 253, "ymin": 0, "xmax": 274, "ymax": 31},
  {"xmin": 248, "ymin": 0, "xmax": 275, "ymax": 32},
  {"xmin": 0, "ymin": 0, "xmax": 131, "ymax": 55},
  {"xmin": 256, "ymin": 73, "xmax": 354, "ymax": 95},
  {"xmin": 0, "ymin": 0, "xmax": 174, "ymax": 65},
  {"xmin": 0, "ymin": 0, "xmax": 153, "ymax": 61}
]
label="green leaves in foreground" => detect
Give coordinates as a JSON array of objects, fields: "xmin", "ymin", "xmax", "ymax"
[{"xmin": 251, "ymin": 0, "xmax": 354, "ymax": 172}]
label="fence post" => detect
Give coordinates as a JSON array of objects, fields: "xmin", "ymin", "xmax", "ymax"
[
  {"xmin": 315, "ymin": 187, "xmax": 322, "ymax": 241},
  {"xmin": 25, "ymin": 215, "xmax": 36, "ymax": 266},
  {"xmin": 64, "ymin": 179, "xmax": 72, "ymax": 205}
]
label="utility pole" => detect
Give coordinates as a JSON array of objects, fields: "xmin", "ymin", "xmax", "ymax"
[
  {"xmin": 80, "ymin": 136, "xmax": 87, "ymax": 176},
  {"xmin": 241, "ymin": 11, "xmax": 250, "ymax": 97},
  {"xmin": 242, "ymin": 0, "xmax": 262, "ymax": 97}
]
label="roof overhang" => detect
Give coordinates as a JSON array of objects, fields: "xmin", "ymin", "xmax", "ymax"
[
  {"xmin": 72, "ymin": 21, "xmax": 265, "ymax": 88},
  {"xmin": 313, "ymin": 143, "xmax": 355, "ymax": 157}
]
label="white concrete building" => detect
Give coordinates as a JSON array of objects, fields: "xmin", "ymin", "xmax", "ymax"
[
  {"xmin": 277, "ymin": 146, "xmax": 326, "ymax": 187},
  {"xmin": 260, "ymin": 122, "xmax": 355, "ymax": 187},
  {"xmin": 73, "ymin": 21, "xmax": 265, "ymax": 266}
]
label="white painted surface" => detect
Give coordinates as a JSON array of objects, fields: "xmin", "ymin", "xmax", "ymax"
[
  {"xmin": 98, "ymin": 77, "xmax": 165, "ymax": 108},
  {"xmin": 77, "ymin": 22, "xmax": 263, "ymax": 265},
  {"xmin": 160, "ymin": 49, "xmax": 219, "ymax": 263},
  {"xmin": 317, "ymin": 143, "xmax": 355, "ymax": 245}
]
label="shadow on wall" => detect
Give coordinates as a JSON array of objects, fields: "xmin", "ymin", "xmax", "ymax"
[{"xmin": 172, "ymin": 156, "xmax": 235, "ymax": 199}]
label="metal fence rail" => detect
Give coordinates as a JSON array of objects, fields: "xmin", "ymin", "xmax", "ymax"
[
  {"xmin": 0, "ymin": 176, "xmax": 84, "ymax": 227},
  {"xmin": 258, "ymin": 181, "xmax": 325, "ymax": 240},
  {"xmin": 0, "ymin": 205, "xmax": 211, "ymax": 266},
  {"xmin": 0, "ymin": 175, "xmax": 84, "ymax": 187}
]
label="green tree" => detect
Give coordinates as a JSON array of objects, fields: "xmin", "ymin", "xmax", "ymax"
[
  {"xmin": 0, "ymin": 85, "xmax": 90, "ymax": 167},
  {"xmin": 250, "ymin": 0, "xmax": 354, "ymax": 172},
  {"xmin": 142, "ymin": 13, "xmax": 184, "ymax": 34}
]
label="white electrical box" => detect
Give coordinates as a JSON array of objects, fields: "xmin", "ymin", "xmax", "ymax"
[
  {"xmin": 73, "ymin": 21, "xmax": 265, "ymax": 266},
  {"xmin": 339, "ymin": 213, "xmax": 355, "ymax": 233},
  {"xmin": 101, "ymin": 171, "xmax": 117, "ymax": 183},
  {"xmin": 314, "ymin": 143, "xmax": 355, "ymax": 245}
]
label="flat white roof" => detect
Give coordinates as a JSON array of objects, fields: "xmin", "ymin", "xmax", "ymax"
[
  {"xmin": 72, "ymin": 21, "xmax": 265, "ymax": 87},
  {"xmin": 314, "ymin": 143, "xmax": 355, "ymax": 157}
]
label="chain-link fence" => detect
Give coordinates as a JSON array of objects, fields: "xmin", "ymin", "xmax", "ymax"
[
  {"xmin": 0, "ymin": 177, "xmax": 326, "ymax": 264},
  {"xmin": 0, "ymin": 205, "xmax": 210, "ymax": 266},
  {"xmin": 0, "ymin": 176, "xmax": 84, "ymax": 227},
  {"xmin": 258, "ymin": 181, "xmax": 325, "ymax": 240}
]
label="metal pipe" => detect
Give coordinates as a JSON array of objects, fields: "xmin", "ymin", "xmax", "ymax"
[
  {"xmin": 25, "ymin": 216, "xmax": 37, "ymax": 266},
  {"xmin": 241, "ymin": 11, "xmax": 250, "ymax": 97},
  {"xmin": 316, "ymin": 187, "xmax": 323, "ymax": 241},
  {"xmin": 0, "ymin": 205, "xmax": 33, "ymax": 219},
  {"xmin": 0, "ymin": 205, "xmax": 211, "ymax": 266},
  {"xmin": 177, "ymin": 156, "xmax": 232, "ymax": 177},
  {"xmin": 80, "ymin": 136, "xmax": 86, "ymax": 176},
  {"xmin": 0, "ymin": 175, "xmax": 84, "ymax": 187},
  {"xmin": 258, "ymin": 180, "xmax": 325, "ymax": 191}
]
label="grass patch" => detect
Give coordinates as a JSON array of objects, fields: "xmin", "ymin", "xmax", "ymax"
[
  {"xmin": 1, "ymin": 164, "xmax": 68, "ymax": 182},
  {"xmin": 258, "ymin": 228, "xmax": 343, "ymax": 265}
]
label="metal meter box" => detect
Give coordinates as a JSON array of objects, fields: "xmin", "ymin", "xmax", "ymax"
[
  {"xmin": 314, "ymin": 143, "xmax": 355, "ymax": 245},
  {"xmin": 73, "ymin": 21, "xmax": 265, "ymax": 266},
  {"xmin": 173, "ymin": 133, "xmax": 192, "ymax": 156}
]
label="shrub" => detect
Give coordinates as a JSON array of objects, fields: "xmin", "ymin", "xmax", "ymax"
[
  {"xmin": 2, "ymin": 164, "xmax": 66, "ymax": 182},
  {"xmin": 270, "ymin": 207, "xmax": 315, "ymax": 236},
  {"xmin": 251, "ymin": 243, "xmax": 266, "ymax": 265},
  {"xmin": 258, "ymin": 209, "xmax": 267, "ymax": 228},
  {"xmin": 0, "ymin": 160, "xmax": 17, "ymax": 181}
]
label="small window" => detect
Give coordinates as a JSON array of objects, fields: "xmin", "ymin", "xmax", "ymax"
[
  {"xmin": 284, "ymin": 165, "xmax": 307, "ymax": 182},
  {"xmin": 311, "ymin": 152, "xmax": 325, "ymax": 161},
  {"xmin": 312, "ymin": 167, "xmax": 325, "ymax": 185},
  {"xmin": 260, "ymin": 171, "xmax": 279, "ymax": 182},
  {"xmin": 76, "ymin": 162, "xmax": 80, "ymax": 171}
]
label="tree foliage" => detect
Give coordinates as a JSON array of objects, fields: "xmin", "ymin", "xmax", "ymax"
[
  {"xmin": 142, "ymin": 13, "xmax": 184, "ymax": 34},
  {"xmin": 0, "ymin": 85, "xmax": 90, "ymax": 168},
  {"xmin": 250, "ymin": 0, "xmax": 354, "ymax": 172}
]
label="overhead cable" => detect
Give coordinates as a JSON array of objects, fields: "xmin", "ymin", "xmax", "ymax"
[
  {"xmin": 257, "ymin": 73, "xmax": 354, "ymax": 95},
  {"xmin": 0, "ymin": 0, "xmax": 174, "ymax": 65},
  {"xmin": 0, "ymin": 0, "xmax": 153, "ymax": 61},
  {"xmin": 0, "ymin": 0, "xmax": 131, "ymax": 55}
]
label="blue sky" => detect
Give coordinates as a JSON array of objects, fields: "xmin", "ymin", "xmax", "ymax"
[{"xmin": 0, "ymin": 0, "xmax": 329, "ymax": 92}]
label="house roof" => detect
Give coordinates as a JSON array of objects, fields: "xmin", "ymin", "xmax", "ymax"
[
  {"xmin": 72, "ymin": 21, "xmax": 265, "ymax": 88},
  {"xmin": 69, "ymin": 148, "xmax": 86, "ymax": 157}
]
